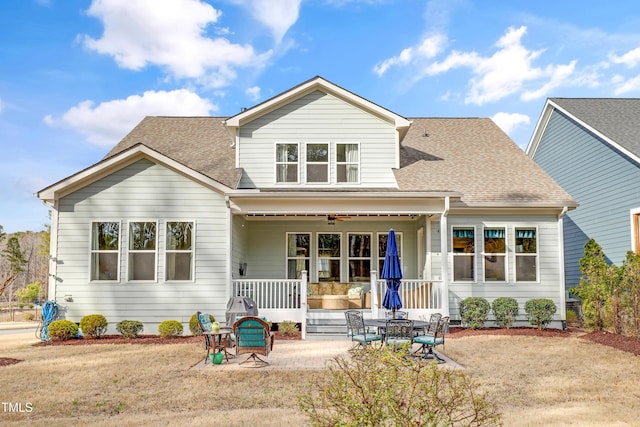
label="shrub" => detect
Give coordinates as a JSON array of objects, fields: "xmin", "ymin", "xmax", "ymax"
[
  {"xmin": 277, "ymin": 320, "xmax": 299, "ymax": 336},
  {"xmin": 491, "ymin": 297, "xmax": 519, "ymax": 329},
  {"xmin": 525, "ymin": 298, "xmax": 557, "ymax": 330},
  {"xmin": 23, "ymin": 312, "xmax": 35, "ymax": 321},
  {"xmin": 298, "ymin": 344, "xmax": 502, "ymax": 426},
  {"xmin": 566, "ymin": 309, "xmax": 578, "ymax": 325},
  {"xmin": 459, "ymin": 297, "xmax": 491, "ymax": 329},
  {"xmin": 189, "ymin": 313, "xmax": 215, "ymax": 336},
  {"xmin": 79, "ymin": 314, "xmax": 108, "ymax": 339},
  {"xmin": 158, "ymin": 320, "xmax": 183, "ymax": 337},
  {"xmin": 48, "ymin": 320, "xmax": 79, "ymax": 341},
  {"xmin": 116, "ymin": 320, "xmax": 144, "ymax": 338}
]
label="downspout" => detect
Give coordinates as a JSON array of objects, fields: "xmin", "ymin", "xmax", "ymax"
[
  {"xmin": 225, "ymin": 196, "xmax": 233, "ymax": 304},
  {"xmin": 558, "ymin": 206, "xmax": 569, "ymax": 330},
  {"xmin": 440, "ymin": 197, "xmax": 450, "ymax": 317},
  {"xmin": 43, "ymin": 200, "xmax": 58, "ymax": 302}
]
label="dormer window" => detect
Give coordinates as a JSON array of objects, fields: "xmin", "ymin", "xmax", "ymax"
[
  {"xmin": 276, "ymin": 143, "xmax": 299, "ymax": 183},
  {"xmin": 306, "ymin": 143, "xmax": 329, "ymax": 183}
]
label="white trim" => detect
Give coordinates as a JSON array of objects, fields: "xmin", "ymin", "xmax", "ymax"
[
  {"xmin": 335, "ymin": 141, "xmax": 361, "ymax": 185},
  {"xmin": 514, "ymin": 225, "xmax": 539, "ymax": 283},
  {"xmin": 89, "ymin": 220, "xmax": 122, "ymax": 283},
  {"xmin": 126, "ymin": 220, "xmax": 159, "ymax": 283},
  {"xmin": 451, "ymin": 225, "xmax": 477, "ymax": 283},
  {"xmin": 47, "ymin": 201, "xmax": 59, "ymax": 300},
  {"xmin": 274, "ymin": 142, "xmax": 300, "ymax": 184},
  {"xmin": 164, "ymin": 220, "xmax": 196, "ymax": 283},
  {"xmin": 481, "ymin": 225, "xmax": 508, "ymax": 283},
  {"xmin": 37, "ymin": 144, "xmax": 233, "ymax": 201},
  {"xmin": 305, "ymin": 142, "xmax": 331, "ymax": 184}
]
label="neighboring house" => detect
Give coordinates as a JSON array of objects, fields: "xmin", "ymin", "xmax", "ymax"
[
  {"xmin": 528, "ymin": 98, "xmax": 640, "ymax": 292},
  {"xmin": 38, "ymin": 77, "xmax": 576, "ymax": 337}
]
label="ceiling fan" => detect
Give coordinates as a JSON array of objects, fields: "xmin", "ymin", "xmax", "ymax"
[{"xmin": 327, "ymin": 214, "xmax": 351, "ymax": 223}]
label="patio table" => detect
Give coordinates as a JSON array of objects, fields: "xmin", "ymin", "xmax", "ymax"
[
  {"xmin": 204, "ymin": 327, "xmax": 235, "ymax": 362},
  {"xmin": 363, "ymin": 319, "xmax": 429, "ymax": 341}
]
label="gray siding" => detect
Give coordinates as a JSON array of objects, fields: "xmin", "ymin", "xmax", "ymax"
[
  {"xmin": 443, "ymin": 214, "xmax": 563, "ymax": 322},
  {"xmin": 54, "ymin": 159, "xmax": 229, "ymax": 332},
  {"xmin": 533, "ymin": 110, "xmax": 640, "ymax": 290},
  {"xmin": 237, "ymin": 90, "xmax": 398, "ymax": 188}
]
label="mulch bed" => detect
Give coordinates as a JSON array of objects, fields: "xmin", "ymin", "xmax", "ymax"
[{"xmin": 3, "ymin": 328, "xmax": 638, "ymax": 368}]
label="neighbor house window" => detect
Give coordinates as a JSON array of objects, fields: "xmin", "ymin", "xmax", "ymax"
[
  {"xmin": 306, "ymin": 143, "xmax": 329, "ymax": 183},
  {"xmin": 348, "ymin": 233, "xmax": 371, "ymax": 282},
  {"xmin": 378, "ymin": 232, "xmax": 402, "ymax": 273},
  {"xmin": 128, "ymin": 221, "xmax": 157, "ymax": 281},
  {"xmin": 515, "ymin": 228, "xmax": 537, "ymax": 282},
  {"xmin": 318, "ymin": 233, "xmax": 340, "ymax": 282},
  {"xmin": 166, "ymin": 222, "xmax": 194, "ymax": 281},
  {"xmin": 287, "ymin": 233, "xmax": 310, "ymax": 279},
  {"xmin": 336, "ymin": 143, "xmax": 359, "ymax": 183},
  {"xmin": 276, "ymin": 143, "xmax": 299, "ymax": 183},
  {"xmin": 90, "ymin": 221, "xmax": 120, "ymax": 281},
  {"xmin": 483, "ymin": 227, "xmax": 506, "ymax": 281},
  {"xmin": 453, "ymin": 227, "xmax": 475, "ymax": 282}
]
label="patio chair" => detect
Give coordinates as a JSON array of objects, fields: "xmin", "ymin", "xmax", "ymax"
[
  {"xmin": 345, "ymin": 310, "xmax": 382, "ymax": 348},
  {"xmin": 384, "ymin": 310, "xmax": 408, "ymax": 319},
  {"xmin": 413, "ymin": 316, "xmax": 449, "ymax": 363},
  {"xmin": 196, "ymin": 311, "xmax": 215, "ymax": 363},
  {"xmin": 384, "ymin": 319, "xmax": 414, "ymax": 349},
  {"xmin": 232, "ymin": 316, "xmax": 274, "ymax": 367}
]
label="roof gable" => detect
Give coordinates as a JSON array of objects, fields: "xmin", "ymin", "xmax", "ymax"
[{"xmin": 224, "ymin": 76, "xmax": 411, "ymax": 131}]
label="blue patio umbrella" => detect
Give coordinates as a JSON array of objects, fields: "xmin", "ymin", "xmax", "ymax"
[{"xmin": 381, "ymin": 229, "xmax": 403, "ymax": 319}]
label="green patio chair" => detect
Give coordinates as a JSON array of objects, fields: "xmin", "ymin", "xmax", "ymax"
[
  {"xmin": 413, "ymin": 316, "xmax": 449, "ymax": 363},
  {"xmin": 345, "ymin": 310, "xmax": 382, "ymax": 348},
  {"xmin": 232, "ymin": 316, "xmax": 274, "ymax": 367}
]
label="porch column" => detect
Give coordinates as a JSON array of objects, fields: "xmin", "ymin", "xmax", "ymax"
[
  {"xmin": 440, "ymin": 197, "xmax": 450, "ymax": 316},
  {"xmin": 301, "ymin": 270, "xmax": 307, "ymax": 340},
  {"xmin": 370, "ymin": 270, "xmax": 379, "ymax": 318}
]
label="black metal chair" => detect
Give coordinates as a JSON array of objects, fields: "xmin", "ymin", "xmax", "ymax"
[
  {"xmin": 413, "ymin": 316, "xmax": 449, "ymax": 363},
  {"xmin": 345, "ymin": 310, "xmax": 382, "ymax": 348},
  {"xmin": 384, "ymin": 319, "xmax": 414, "ymax": 349}
]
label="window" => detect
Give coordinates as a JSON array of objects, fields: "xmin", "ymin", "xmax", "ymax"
[
  {"xmin": 483, "ymin": 227, "xmax": 506, "ymax": 281},
  {"xmin": 378, "ymin": 232, "xmax": 402, "ymax": 273},
  {"xmin": 275, "ymin": 143, "xmax": 298, "ymax": 183},
  {"xmin": 515, "ymin": 228, "xmax": 537, "ymax": 281},
  {"xmin": 90, "ymin": 221, "xmax": 120, "ymax": 281},
  {"xmin": 318, "ymin": 233, "xmax": 340, "ymax": 282},
  {"xmin": 348, "ymin": 233, "xmax": 371, "ymax": 282},
  {"xmin": 286, "ymin": 233, "xmax": 310, "ymax": 279},
  {"xmin": 336, "ymin": 143, "xmax": 359, "ymax": 183},
  {"xmin": 128, "ymin": 222, "xmax": 157, "ymax": 281},
  {"xmin": 453, "ymin": 227, "xmax": 475, "ymax": 281},
  {"xmin": 306, "ymin": 143, "xmax": 329, "ymax": 183},
  {"xmin": 166, "ymin": 222, "xmax": 194, "ymax": 281}
]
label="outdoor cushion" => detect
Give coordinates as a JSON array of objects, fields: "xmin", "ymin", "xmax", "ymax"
[{"xmin": 352, "ymin": 333, "xmax": 382, "ymax": 344}]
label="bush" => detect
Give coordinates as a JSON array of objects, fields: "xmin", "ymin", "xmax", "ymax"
[
  {"xmin": 23, "ymin": 312, "xmax": 35, "ymax": 321},
  {"xmin": 158, "ymin": 320, "xmax": 183, "ymax": 337},
  {"xmin": 116, "ymin": 320, "xmax": 144, "ymax": 338},
  {"xmin": 298, "ymin": 344, "xmax": 502, "ymax": 426},
  {"xmin": 525, "ymin": 298, "xmax": 557, "ymax": 330},
  {"xmin": 491, "ymin": 297, "xmax": 519, "ymax": 329},
  {"xmin": 189, "ymin": 313, "xmax": 215, "ymax": 336},
  {"xmin": 277, "ymin": 320, "xmax": 299, "ymax": 336},
  {"xmin": 459, "ymin": 297, "xmax": 491, "ymax": 329},
  {"xmin": 79, "ymin": 314, "xmax": 108, "ymax": 339},
  {"xmin": 48, "ymin": 320, "xmax": 79, "ymax": 341}
]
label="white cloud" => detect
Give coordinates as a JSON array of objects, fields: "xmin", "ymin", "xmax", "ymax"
[
  {"xmin": 245, "ymin": 86, "xmax": 261, "ymax": 101},
  {"xmin": 373, "ymin": 34, "xmax": 447, "ymax": 76},
  {"xmin": 610, "ymin": 47, "xmax": 640, "ymax": 68},
  {"xmin": 521, "ymin": 61, "xmax": 577, "ymax": 101},
  {"xmin": 81, "ymin": 0, "xmax": 271, "ymax": 87},
  {"xmin": 47, "ymin": 89, "xmax": 216, "ymax": 147},
  {"xmin": 613, "ymin": 74, "xmax": 640, "ymax": 95},
  {"xmin": 235, "ymin": 0, "xmax": 301, "ymax": 43},
  {"xmin": 491, "ymin": 112, "xmax": 530, "ymax": 135}
]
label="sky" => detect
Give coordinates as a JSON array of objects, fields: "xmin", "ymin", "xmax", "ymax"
[{"xmin": 3, "ymin": 0, "xmax": 640, "ymax": 233}]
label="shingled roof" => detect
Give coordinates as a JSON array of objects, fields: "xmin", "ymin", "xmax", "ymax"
[
  {"xmin": 104, "ymin": 115, "xmax": 576, "ymax": 208},
  {"xmin": 549, "ymin": 98, "xmax": 640, "ymax": 159}
]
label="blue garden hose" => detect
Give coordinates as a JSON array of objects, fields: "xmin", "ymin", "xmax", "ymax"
[{"xmin": 40, "ymin": 301, "xmax": 57, "ymax": 342}]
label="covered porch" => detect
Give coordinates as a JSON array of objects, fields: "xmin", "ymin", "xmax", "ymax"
[{"xmin": 226, "ymin": 192, "xmax": 455, "ymax": 339}]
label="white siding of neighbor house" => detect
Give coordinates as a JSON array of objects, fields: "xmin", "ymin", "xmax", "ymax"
[
  {"xmin": 237, "ymin": 90, "xmax": 399, "ymax": 188},
  {"xmin": 438, "ymin": 214, "xmax": 563, "ymax": 323},
  {"xmin": 54, "ymin": 159, "xmax": 229, "ymax": 333}
]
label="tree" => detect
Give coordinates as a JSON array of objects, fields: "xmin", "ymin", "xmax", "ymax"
[
  {"xmin": 17, "ymin": 281, "xmax": 42, "ymax": 305},
  {"xmin": 1, "ymin": 227, "xmax": 28, "ymax": 300},
  {"xmin": 571, "ymin": 239, "xmax": 613, "ymax": 331}
]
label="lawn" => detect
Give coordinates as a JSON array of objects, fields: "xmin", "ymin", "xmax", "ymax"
[{"xmin": 1, "ymin": 332, "xmax": 639, "ymax": 426}]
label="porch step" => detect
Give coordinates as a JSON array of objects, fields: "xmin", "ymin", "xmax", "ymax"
[{"xmin": 305, "ymin": 309, "xmax": 354, "ymax": 339}]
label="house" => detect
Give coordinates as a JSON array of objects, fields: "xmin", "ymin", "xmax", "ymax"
[
  {"xmin": 528, "ymin": 98, "xmax": 640, "ymax": 292},
  {"xmin": 37, "ymin": 76, "xmax": 576, "ymax": 337}
]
